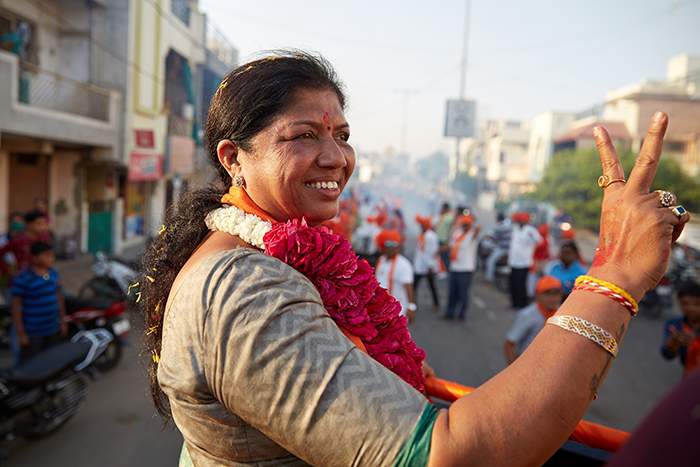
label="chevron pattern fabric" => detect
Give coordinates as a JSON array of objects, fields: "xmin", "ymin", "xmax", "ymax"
[{"xmin": 159, "ymin": 249, "xmax": 430, "ymax": 466}]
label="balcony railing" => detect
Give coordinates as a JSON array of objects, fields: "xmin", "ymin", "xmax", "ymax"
[
  {"xmin": 19, "ymin": 62, "xmax": 111, "ymax": 121},
  {"xmin": 206, "ymin": 20, "xmax": 237, "ymax": 66}
]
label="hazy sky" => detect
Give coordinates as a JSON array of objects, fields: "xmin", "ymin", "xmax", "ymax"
[{"xmin": 199, "ymin": 0, "xmax": 699, "ymax": 159}]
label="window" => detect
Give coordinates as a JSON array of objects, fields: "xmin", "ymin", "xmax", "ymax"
[
  {"xmin": 171, "ymin": 0, "xmax": 191, "ymax": 26},
  {"xmin": 665, "ymin": 141, "xmax": 686, "ymax": 154}
]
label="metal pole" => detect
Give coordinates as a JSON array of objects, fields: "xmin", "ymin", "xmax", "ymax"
[
  {"xmin": 459, "ymin": 0, "xmax": 471, "ymax": 99},
  {"xmin": 455, "ymin": 0, "xmax": 471, "ymax": 175}
]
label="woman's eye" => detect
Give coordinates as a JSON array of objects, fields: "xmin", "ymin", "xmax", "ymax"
[
  {"xmin": 296, "ymin": 132, "xmax": 315, "ymax": 140},
  {"xmin": 337, "ymin": 132, "xmax": 350, "ymax": 142}
]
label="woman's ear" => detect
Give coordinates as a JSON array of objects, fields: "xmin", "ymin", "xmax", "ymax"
[{"xmin": 216, "ymin": 139, "xmax": 239, "ymax": 178}]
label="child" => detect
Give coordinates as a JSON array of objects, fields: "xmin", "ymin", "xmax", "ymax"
[
  {"xmin": 504, "ymin": 276, "xmax": 563, "ymax": 364},
  {"xmin": 10, "ymin": 241, "xmax": 67, "ymax": 364},
  {"xmin": 660, "ymin": 282, "xmax": 700, "ymax": 375}
]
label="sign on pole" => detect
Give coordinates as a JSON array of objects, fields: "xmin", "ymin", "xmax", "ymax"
[{"xmin": 444, "ymin": 99, "xmax": 476, "ymax": 138}]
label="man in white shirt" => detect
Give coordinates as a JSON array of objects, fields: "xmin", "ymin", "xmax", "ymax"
[
  {"xmin": 445, "ymin": 215, "xmax": 480, "ymax": 321},
  {"xmin": 508, "ymin": 212, "xmax": 542, "ymax": 309},
  {"xmin": 374, "ymin": 230, "xmax": 417, "ymax": 323},
  {"xmin": 413, "ymin": 215, "xmax": 440, "ymax": 312}
]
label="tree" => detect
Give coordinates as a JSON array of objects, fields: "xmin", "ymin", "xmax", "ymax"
[{"xmin": 532, "ymin": 148, "xmax": 700, "ymax": 230}]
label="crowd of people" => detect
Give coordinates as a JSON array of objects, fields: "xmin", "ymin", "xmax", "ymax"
[
  {"xmin": 0, "ymin": 202, "xmax": 66, "ymax": 366},
  {"xmin": 351, "ymin": 199, "xmax": 700, "ymax": 374}
]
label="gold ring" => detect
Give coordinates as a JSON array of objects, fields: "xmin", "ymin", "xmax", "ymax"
[
  {"xmin": 655, "ymin": 190, "xmax": 677, "ymax": 208},
  {"xmin": 597, "ymin": 175, "xmax": 626, "ymax": 189},
  {"xmin": 670, "ymin": 205, "xmax": 688, "ymax": 219}
]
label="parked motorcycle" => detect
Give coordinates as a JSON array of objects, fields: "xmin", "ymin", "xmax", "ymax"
[
  {"xmin": 0, "ymin": 329, "xmax": 112, "ymax": 446},
  {"xmin": 78, "ymin": 252, "xmax": 138, "ymax": 302},
  {"xmin": 64, "ymin": 295, "xmax": 129, "ymax": 372}
]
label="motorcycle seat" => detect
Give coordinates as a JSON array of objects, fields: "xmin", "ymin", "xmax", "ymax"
[
  {"xmin": 6, "ymin": 340, "xmax": 92, "ymax": 387},
  {"xmin": 64, "ymin": 295, "xmax": 113, "ymax": 313}
]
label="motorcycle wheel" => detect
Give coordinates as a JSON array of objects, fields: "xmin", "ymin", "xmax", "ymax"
[
  {"xmin": 94, "ymin": 337, "xmax": 123, "ymax": 372},
  {"xmin": 24, "ymin": 376, "xmax": 86, "ymax": 439},
  {"xmin": 79, "ymin": 276, "xmax": 125, "ymax": 301}
]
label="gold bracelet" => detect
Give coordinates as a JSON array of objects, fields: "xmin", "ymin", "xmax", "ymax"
[{"xmin": 547, "ymin": 315, "xmax": 619, "ymax": 358}]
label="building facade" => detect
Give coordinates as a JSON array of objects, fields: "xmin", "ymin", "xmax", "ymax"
[
  {"xmin": 481, "ymin": 119, "xmax": 532, "ymax": 201},
  {"xmin": 603, "ymin": 54, "xmax": 700, "ymax": 176},
  {"xmin": 0, "ymin": 0, "xmax": 124, "ymax": 256},
  {"xmin": 0, "ymin": 0, "xmax": 237, "ymax": 255}
]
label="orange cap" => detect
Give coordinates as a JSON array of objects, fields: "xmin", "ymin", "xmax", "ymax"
[
  {"xmin": 512, "ymin": 211, "xmax": 530, "ymax": 223},
  {"xmin": 415, "ymin": 215, "xmax": 432, "ymax": 229},
  {"xmin": 457, "ymin": 215, "xmax": 474, "ymax": 226},
  {"xmin": 536, "ymin": 275, "xmax": 563, "ymax": 294},
  {"xmin": 376, "ymin": 230, "xmax": 402, "ymax": 250}
]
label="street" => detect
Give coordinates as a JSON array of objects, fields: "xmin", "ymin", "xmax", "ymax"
[{"xmin": 3, "ymin": 253, "xmax": 684, "ymax": 466}]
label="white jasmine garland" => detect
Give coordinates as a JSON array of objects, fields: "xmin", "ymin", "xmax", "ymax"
[{"xmin": 205, "ymin": 206, "xmax": 272, "ymax": 250}]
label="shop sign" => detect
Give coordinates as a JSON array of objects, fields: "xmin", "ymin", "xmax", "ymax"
[
  {"xmin": 134, "ymin": 129, "xmax": 155, "ymax": 148},
  {"xmin": 128, "ymin": 152, "xmax": 163, "ymax": 181}
]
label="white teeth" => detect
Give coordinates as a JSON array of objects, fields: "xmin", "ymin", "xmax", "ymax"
[{"xmin": 305, "ymin": 181, "xmax": 338, "ymax": 190}]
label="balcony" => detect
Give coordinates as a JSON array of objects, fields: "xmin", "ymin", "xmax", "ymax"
[{"xmin": 0, "ymin": 51, "xmax": 121, "ymax": 149}]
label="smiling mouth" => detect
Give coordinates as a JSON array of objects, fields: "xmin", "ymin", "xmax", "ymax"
[{"xmin": 304, "ymin": 180, "xmax": 340, "ymax": 190}]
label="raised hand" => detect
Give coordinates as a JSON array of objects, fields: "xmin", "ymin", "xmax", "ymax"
[{"xmin": 591, "ymin": 112, "xmax": 690, "ymax": 302}]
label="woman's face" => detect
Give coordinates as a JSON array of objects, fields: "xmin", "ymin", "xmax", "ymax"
[{"xmin": 238, "ymin": 88, "xmax": 355, "ymax": 224}]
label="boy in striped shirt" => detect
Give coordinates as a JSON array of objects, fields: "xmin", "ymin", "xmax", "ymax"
[{"xmin": 11, "ymin": 241, "xmax": 67, "ymax": 363}]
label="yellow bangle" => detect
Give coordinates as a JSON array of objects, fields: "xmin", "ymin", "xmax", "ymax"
[
  {"xmin": 575, "ymin": 275, "xmax": 639, "ymax": 315},
  {"xmin": 547, "ymin": 315, "xmax": 619, "ymax": 358}
]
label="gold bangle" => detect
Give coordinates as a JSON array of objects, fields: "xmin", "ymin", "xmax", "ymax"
[{"xmin": 547, "ymin": 315, "xmax": 619, "ymax": 358}]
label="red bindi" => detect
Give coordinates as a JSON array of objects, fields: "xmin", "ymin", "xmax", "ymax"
[{"xmin": 322, "ymin": 112, "xmax": 331, "ymax": 131}]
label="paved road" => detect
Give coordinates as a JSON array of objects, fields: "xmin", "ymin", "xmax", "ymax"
[{"xmin": 2, "ymin": 217, "xmax": 686, "ymax": 465}]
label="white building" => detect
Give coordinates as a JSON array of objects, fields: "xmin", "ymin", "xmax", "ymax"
[
  {"xmin": 603, "ymin": 53, "xmax": 700, "ymax": 176},
  {"xmin": 482, "ymin": 120, "xmax": 532, "ymax": 201},
  {"xmin": 526, "ymin": 111, "xmax": 575, "ymax": 183}
]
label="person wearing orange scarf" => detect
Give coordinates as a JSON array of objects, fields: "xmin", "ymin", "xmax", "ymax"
[
  {"xmin": 375, "ymin": 230, "xmax": 416, "ymax": 323},
  {"xmin": 660, "ymin": 282, "xmax": 700, "ymax": 376},
  {"xmin": 413, "ymin": 215, "xmax": 440, "ymax": 312},
  {"xmin": 504, "ymin": 276, "xmax": 563, "ymax": 364},
  {"xmin": 444, "ymin": 215, "xmax": 480, "ymax": 321}
]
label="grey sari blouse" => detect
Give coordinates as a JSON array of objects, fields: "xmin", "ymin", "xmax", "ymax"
[{"xmin": 158, "ymin": 249, "xmax": 431, "ymax": 466}]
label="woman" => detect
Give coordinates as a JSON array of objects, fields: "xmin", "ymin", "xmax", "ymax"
[{"xmin": 142, "ymin": 52, "xmax": 688, "ymax": 466}]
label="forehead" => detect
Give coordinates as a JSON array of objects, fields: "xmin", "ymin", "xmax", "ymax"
[{"xmin": 280, "ymin": 88, "xmax": 344, "ymax": 119}]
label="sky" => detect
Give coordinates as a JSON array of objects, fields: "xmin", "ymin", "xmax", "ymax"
[{"xmin": 199, "ymin": 0, "xmax": 700, "ymax": 159}]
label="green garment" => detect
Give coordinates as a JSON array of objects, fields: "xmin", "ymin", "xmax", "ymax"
[
  {"xmin": 393, "ymin": 403, "xmax": 439, "ymax": 467},
  {"xmin": 436, "ymin": 213, "xmax": 455, "ymax": 243}
]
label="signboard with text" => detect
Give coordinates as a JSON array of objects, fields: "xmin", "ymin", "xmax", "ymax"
[
  {"xmin": 134, "ymin": 129, "xmax": 155, "ymax": 148},
  {"xmin": 128, "ymin": 152, "xmax": 163, "ymax": 182},
  {"xmin": 444, "ymin": 99, "xmax": 476, "ymax": 138}
]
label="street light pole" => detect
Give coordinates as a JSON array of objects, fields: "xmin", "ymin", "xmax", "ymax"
[{"xmin": 455, "ymin": 0, "xmax": 471, "ymax": 174}]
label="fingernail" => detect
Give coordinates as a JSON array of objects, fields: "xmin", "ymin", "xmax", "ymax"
[
  {"xmin": 593, "ymin": 126, "xmax": 603, "ymax": 137},
  {"xmin": 653, "ymin": 111, "xmax": 666, "ymax": 123}
]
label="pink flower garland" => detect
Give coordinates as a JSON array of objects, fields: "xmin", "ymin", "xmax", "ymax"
[{"xmin": 263, "ymin": 218, "xmax": 426, "ymax": 393}]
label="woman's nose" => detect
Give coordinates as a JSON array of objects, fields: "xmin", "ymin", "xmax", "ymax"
[{"xmin": 317, "ymin": 138, "xmax": 348, "ymax": 169}]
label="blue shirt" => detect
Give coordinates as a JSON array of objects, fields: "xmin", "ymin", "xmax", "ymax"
[
  {"xmin": 546, "ymin": 260, "xmax": 587, "ymax": 295},
  {"xmin": 661, "ymin": 317, "xmax": 693, "ymax": 366},
  {"xmin": 11, "ymin": 268, "xmax": 61, "ymax": 336}
]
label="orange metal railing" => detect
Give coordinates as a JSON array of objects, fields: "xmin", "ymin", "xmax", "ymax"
[{"xmin": 425, "ymin": 376, "xmax": 630, "ymax": 453}]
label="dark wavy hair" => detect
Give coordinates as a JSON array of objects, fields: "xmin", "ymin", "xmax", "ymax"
[{"xmin": 140, "ymin": 50, "xmax": 346, "ymax": 418}]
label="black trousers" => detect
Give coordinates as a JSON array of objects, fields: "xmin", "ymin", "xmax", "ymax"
[
  {"xmin": 510, "ymin": 267, "xmax": 531, "ymax": 309},
  {"xmin": 414, "ymin": 271, "xmax": 440, "ymax": 307}
]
